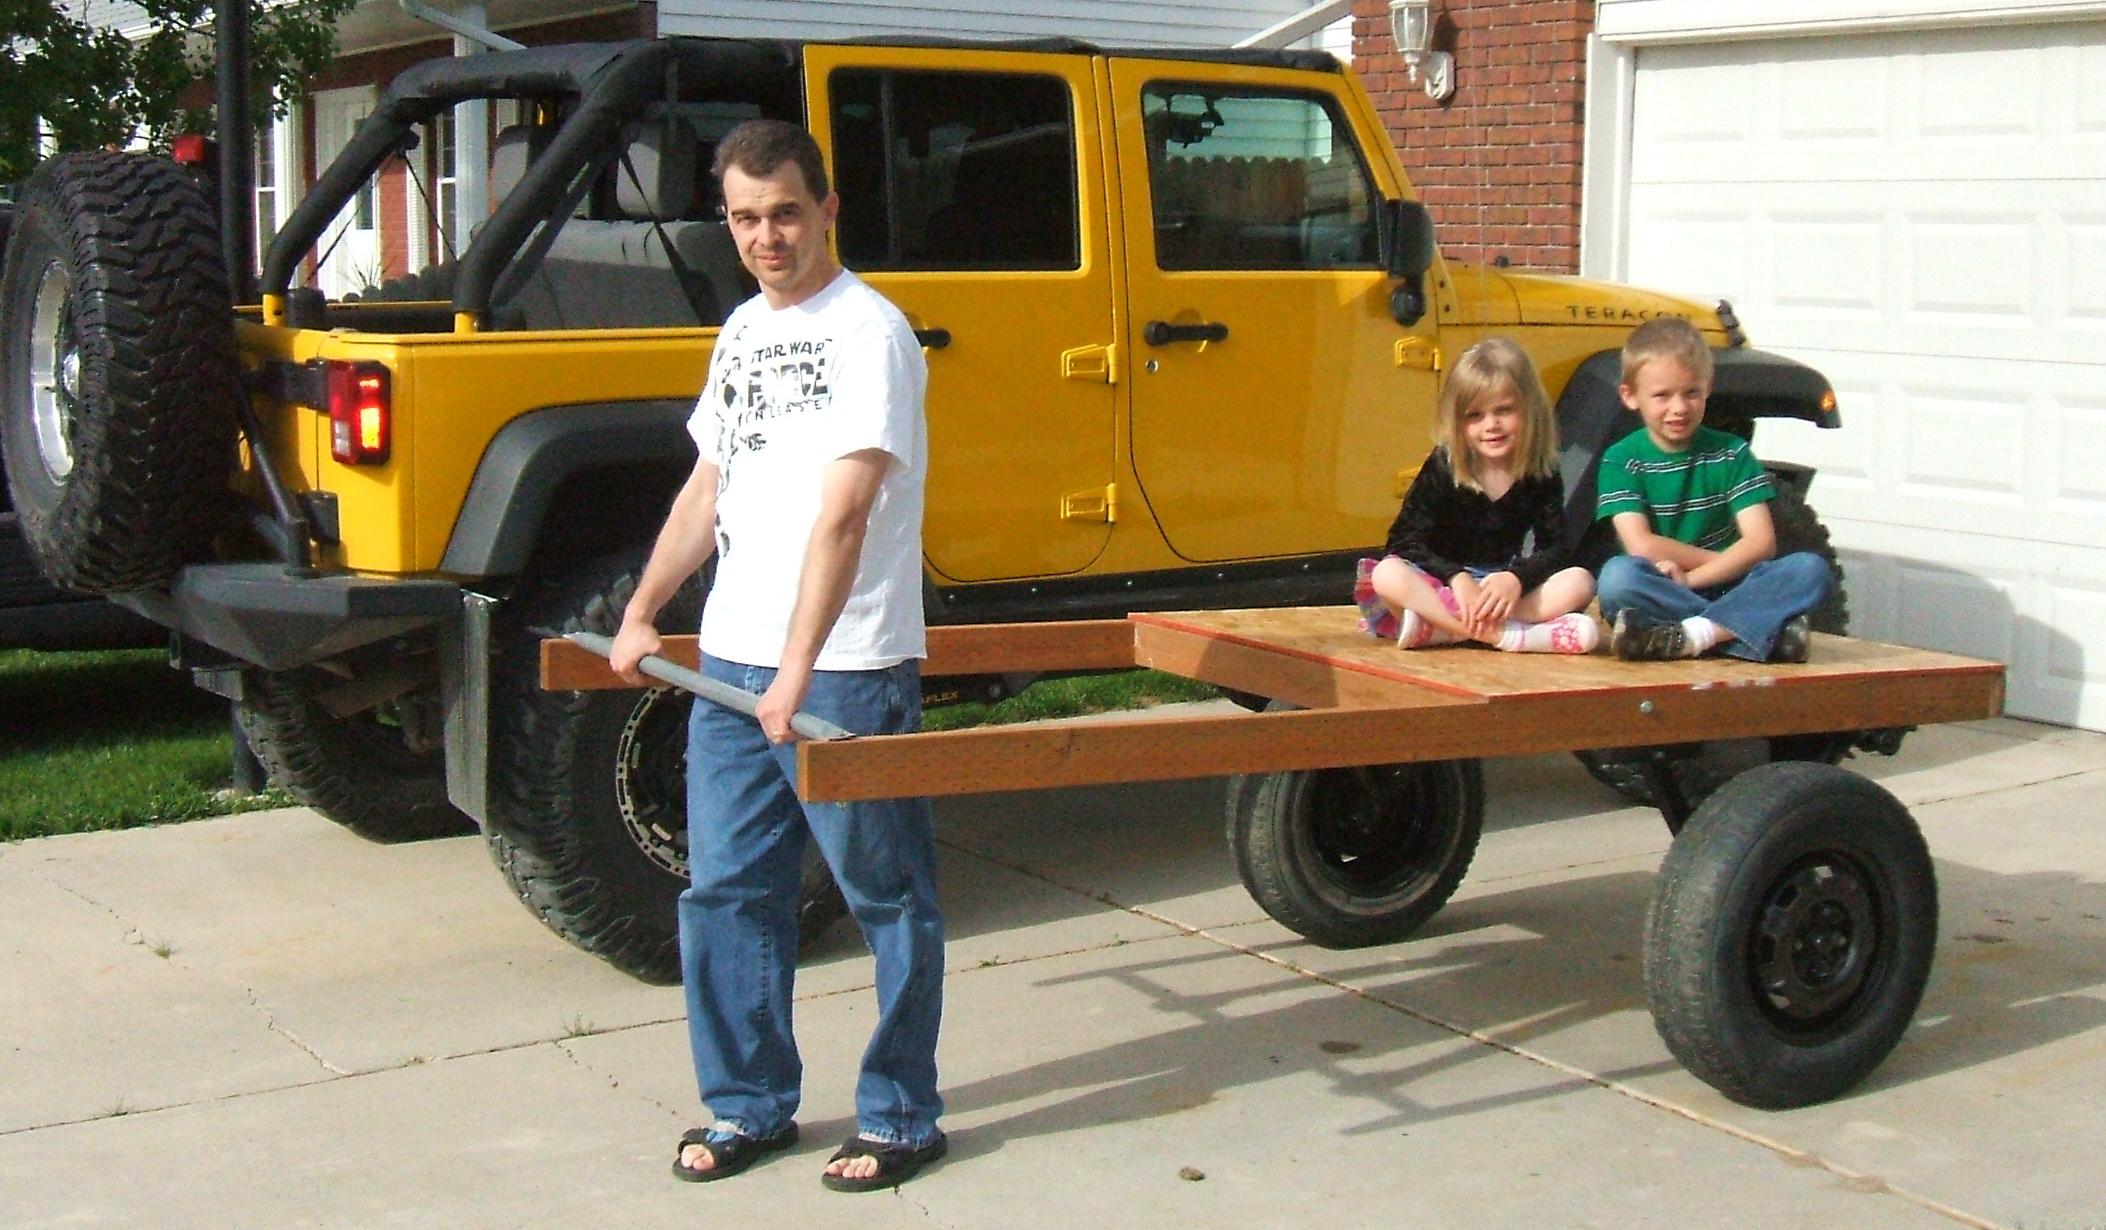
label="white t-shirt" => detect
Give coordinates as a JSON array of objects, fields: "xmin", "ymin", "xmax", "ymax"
[{"xmin": 687, "ymin": 270, "xmax": 928, "ymax": 670}]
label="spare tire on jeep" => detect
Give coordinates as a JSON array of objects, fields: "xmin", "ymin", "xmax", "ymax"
[{"xmin": 0, "ymin": 152, "xmax": 239, "ymax": 594}]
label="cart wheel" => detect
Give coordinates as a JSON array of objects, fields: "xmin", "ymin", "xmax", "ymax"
[
  {"xmin": 1644, "ymin": 762, "xmax": 1937, "ymax": 1108},
  {"xmin": 1229, "ymin": 760, "xmax": 1483, "ymax": 948}
]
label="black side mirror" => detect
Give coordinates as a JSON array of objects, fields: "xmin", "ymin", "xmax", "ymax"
[
  {"xmin": 1383, "ymin": 198, "xmax": 1435, "ymax": 280},
  {"xmin": 1381, "ymin": 198, "xmax": 1436, "ymax": 326}
]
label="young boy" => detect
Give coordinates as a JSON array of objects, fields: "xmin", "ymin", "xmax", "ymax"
[{"xmin": 1594, "ymin": 316, "xmax": 1832, "ymax": 663}]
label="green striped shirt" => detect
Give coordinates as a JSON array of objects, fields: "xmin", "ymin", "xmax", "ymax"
[{"xmin": 1595, "ymin": 426, "xmax": 1772, "ymax": 551}]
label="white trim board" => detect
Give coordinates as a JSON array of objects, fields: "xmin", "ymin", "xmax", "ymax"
[{"xmin": 1595, "ymin": 0, "xmax": 2106, "ymax": 43}]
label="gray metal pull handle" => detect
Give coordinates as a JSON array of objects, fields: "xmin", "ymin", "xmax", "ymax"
[{"xmin": 562, "ymin": 630, "xmax": 852, "ymax": 742}]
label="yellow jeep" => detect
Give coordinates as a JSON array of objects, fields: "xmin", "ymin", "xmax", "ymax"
[{"xmin": 0, "ymin": 36, "xmax": 1843, "ymax": 981}]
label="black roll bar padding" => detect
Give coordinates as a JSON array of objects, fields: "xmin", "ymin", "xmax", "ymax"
[
  {"xmin": 214, "ymin": 0, "xmax": 254, "ymax": 302},
  {"xmin": 260, "ymin": 42, "xmax": 632, "ymax": 297},
  {"xmin": 258, "ymin": 38, "xmax": 798, "ymax": 319}
]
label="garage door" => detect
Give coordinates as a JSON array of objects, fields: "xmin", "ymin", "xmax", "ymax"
[{"xmin": 1619, "ymin": 20, "xmax": 2106, "ymax": 729}]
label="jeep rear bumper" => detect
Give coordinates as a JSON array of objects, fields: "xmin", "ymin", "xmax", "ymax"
[{"xmin": 112, "ymin": 563, "xmax": 460, "ymax": 671}]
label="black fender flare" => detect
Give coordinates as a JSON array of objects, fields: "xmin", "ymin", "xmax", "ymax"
[{"xmin": 440, "ymin": 400, "xmax": 695, "ymax": 578}]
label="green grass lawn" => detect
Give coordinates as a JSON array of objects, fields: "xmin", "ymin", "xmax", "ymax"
[
  {"xmin": 923, "ymin": 670, "xmax": 1223, "ymax": 731},
  {"xmin": 1, "ymin": 647, "xmax": 1219, "ymax": 842},
  {"xmin": 0, "ymin": 649, "xmax": 289, "ymax": 842}
]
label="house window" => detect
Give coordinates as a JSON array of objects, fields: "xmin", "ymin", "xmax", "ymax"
[
  {"xmin": 1142, "ymin": 84, "xmax": 1378, "ymax": 272},
  {"xmin": 828, "ymin": 68, "xmax": 1078, "ymax": 272},
  {"xmin": 435, "ymin": 109, "xmax": 461, "ymax": 255},
  {"xmin": 254, "ymin": 129, "xmax": 279, "ymax": 255},
  {"xmin": 253, "ymin": 112, "xmax": 297, "ymax": 265}
]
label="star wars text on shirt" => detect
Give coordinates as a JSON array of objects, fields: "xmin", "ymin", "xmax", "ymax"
[{"xmin": 711, "ymin": 329, "xmax": 838, "ymax": 556}]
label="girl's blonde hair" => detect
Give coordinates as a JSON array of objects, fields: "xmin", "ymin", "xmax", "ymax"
[{"xmin": 1434, "ymin": 336, "xmax": 1558, "ymax": 491}]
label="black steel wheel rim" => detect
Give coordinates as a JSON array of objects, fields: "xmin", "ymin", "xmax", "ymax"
[
  {"xmin": 1302, "ymin": 765, "xmax": 1446, "ymax": 900},
  {"xmin": 1748, "ymin": 849, "xmax": 1883, "ymax": 1034},
  {"xmin": 615, "ymin": 686, "xmax": 691, "ymax": 877}
]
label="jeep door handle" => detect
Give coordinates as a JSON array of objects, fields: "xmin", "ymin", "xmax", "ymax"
[
  {"xmin": 1143, "ymin": 320, "xmax": 1229, "ymax": 347},
  {"xmin": 914, "ymin": 327, "xmax": 952, "ymax": 350}
]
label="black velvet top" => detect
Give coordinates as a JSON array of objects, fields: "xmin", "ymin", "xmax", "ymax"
[{"xmin": 1382, "ymin": 447, "xmax": 1577, "ymax": 592}]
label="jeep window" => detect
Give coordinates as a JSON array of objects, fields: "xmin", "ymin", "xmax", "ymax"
[
  {"xmin": 1142, "ymin": 85, "xmax": 1378, "ymax": 272},
  {"xmin": 829, "ymin": 69, "xmax": 1079, "ymax": 272}
]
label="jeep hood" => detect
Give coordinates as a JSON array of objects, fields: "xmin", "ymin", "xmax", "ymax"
[{"xmin": 1445, "ymin": 267, "xmax": 1722, "ymax": 332}]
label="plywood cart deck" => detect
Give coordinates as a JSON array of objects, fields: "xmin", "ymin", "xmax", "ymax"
[{"xmin": 544, "ymin": 608, "xmax": 2004, "ymax": 1111}]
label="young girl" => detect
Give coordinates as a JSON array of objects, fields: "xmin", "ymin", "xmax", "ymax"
[{"xmin": 1356, "ymin": 336, "xmax": 1599, "ymax": 653}]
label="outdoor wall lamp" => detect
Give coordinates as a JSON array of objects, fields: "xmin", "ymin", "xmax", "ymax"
[{"xmin": 1388, "ymin": 0, "xmax": 1456, "ymax": 101}]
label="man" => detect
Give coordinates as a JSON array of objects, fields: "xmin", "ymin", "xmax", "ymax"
[{"xmin": 609, "ymin": 118, "xmax": 945, "ymax": 1193}]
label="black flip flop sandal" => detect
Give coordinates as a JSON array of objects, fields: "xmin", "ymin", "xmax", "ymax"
[
  {"xmin": 820, "ymin": 1132, "xmax": 948, "ymax": 1192},
  {"xmin": 671, "ymin": 1121, "xmax": 799, "ymax": 1183}
]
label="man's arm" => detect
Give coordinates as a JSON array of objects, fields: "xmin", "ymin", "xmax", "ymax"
[
  {"xmin": 609, "ymin": 457, "xmax": 720, "ymax": 682},
  {"xmin": 753, "ymin": 448, "xmax": 893, "ymax": 743},
  {"xmin": 1684, "ymin": 502, "xmax": 1776, "ymax": 590}
]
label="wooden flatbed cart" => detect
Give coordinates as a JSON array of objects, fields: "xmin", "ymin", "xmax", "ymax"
[{"xmin": 544, "ymin": 608, "xmax": 2004, "ymax": 1110}]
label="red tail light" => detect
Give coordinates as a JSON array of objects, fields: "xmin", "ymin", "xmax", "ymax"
[
  {"xmin": 171, "ymin": 134, "xmax": 210, "ymax": 166},
  {"xmin": 327, "ymin": 361, "xmax": 391, "ymax": 465}
]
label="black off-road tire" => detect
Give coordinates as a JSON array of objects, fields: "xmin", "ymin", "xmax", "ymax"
[
  {"xmin": 1230, "ymin": 759, "xmax": 1484, "ymax": 948},
  {"xmin": 1644, "ymin": 762, "xmax": 1937, "ymax": 1108},
  {"xmin": 0, "ymin": 152, "xmax": 238, "ymax": 594},
  {"xmin": 488, "ymin": 546, "xmax": 848, "ymax": 984},
  {"xmin": 1579, "ymin": 486, "xmax": 1851, "ymax": 807},
  {"xmin": 236, "ymin": 668, "xmax": 474, "ymax": 842},
  {"xmin": 1767, "ymin": 485, "xmax": 1849, "ymax": 636}
]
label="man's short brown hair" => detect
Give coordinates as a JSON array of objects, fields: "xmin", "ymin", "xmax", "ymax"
[
  {"xmin": 1620, "ymin": 316, "xmax": 1713, "ymax": 389},
  {"xmin": 711, "ymin": 118, "xmax": 831, "ymax": 202}
]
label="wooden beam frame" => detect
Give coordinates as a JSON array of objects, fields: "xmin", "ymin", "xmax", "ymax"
[
  {"xmin": 536, "ymin": 606, "xmax": 2005, "ymax": 807},
  {"xmin": 795, "ymin": 660, "xmax": 2002, "ymax": 801}
]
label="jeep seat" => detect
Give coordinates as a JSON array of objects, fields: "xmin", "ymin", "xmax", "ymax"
[{"xmin": 497, "ymin": 122, "xmax": 754, "ymax": 329}]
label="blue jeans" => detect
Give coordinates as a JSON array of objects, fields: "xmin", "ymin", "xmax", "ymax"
[
  {"xmin": 680, "ymin": 655, "xmax": 943, "ymax": 1147},
  {"xmin": 1596, "ymin": 552, "xmax": 1833, "ymax": 662}
]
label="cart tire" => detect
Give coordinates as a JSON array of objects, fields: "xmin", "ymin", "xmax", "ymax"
[
  {"xmin": 1230, "ymin": 759, "xmax": 1483, "ymax": 948},
  {"xmin": 236, "ymin": 667, "xmax": 473, "ymax": 842},
  {"xmin": 487, "ymin": 546, "xmax": 847, "ymax": 984},
  {"xmin": 1644, "ymin": 762, "xmax": 1936, "ymax": 1108},
  {"xmin": 0, "ymin": 152, "xmax": 238, "ymax": 594}
]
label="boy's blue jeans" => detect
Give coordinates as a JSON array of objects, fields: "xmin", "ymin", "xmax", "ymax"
[
  {"xmin": 680, "ymin": 655, "xmax": 943, "ymax": 1148},
  {"xmin": 1596, "ymin": 552, "xmax": 1833, "ymax": 661}
]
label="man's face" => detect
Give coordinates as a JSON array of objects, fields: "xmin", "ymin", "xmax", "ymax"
[
  {"xmin": 1620, "ymin": 355, "xmax": 1708, "ymax": 452},
  {"xmin": 721, "ymin": 161, "xmax": 839, "ymax": 307}
]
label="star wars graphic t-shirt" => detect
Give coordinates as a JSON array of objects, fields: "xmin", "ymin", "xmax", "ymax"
[{"xmin": 687, "ymin": 270, "xmax": 928, "ymax": 670}]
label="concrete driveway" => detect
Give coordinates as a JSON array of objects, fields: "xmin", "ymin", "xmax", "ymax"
[{"xmin": 3, "ymin": 712, "xmax": 2103, "ymax": 1228}]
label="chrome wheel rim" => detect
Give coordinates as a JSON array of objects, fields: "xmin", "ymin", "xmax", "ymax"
[{"xmin": 28, "ymin": 259, "xmax": 77, "ymax": 485}]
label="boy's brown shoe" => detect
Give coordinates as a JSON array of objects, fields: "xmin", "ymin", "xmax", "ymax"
[
  {"xmin": 1611, "ymin": 610, "xmax": 1688, "ymax": 661},
  {"xmin": 1771, "ymin": 615, "xmax": 1812, "ymax": 664}
]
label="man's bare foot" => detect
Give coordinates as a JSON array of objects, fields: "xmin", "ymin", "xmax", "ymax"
[
  {"xmin": 824, "ymin": 1151, "xmax": 881, "ymax": 1182},
  {"xmin": 819, "ymin": 1133, "xmax": 949, "ymax": 1192},
  {"xmin": 671, "ymin": 1122, "xmax": 798, "ymax": 1183}
]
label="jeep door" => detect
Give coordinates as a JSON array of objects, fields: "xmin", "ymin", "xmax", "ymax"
[
  {"xmin": 1109, "ymin": 61, "xmax": 1439, "ymax": 562},
  {"xmin": 804, "ymin": 48, "xmax": 1118, "ymax": 582}
]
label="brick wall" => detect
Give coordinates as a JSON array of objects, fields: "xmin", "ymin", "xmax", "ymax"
[{"xmin": 1353, "ymin": 0, "xmax": 1591, "ymax": 273}]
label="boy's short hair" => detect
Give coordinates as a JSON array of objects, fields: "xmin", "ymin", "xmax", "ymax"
[
  {"xmin": 711, "ymin": 119, "xmax": 831, "ymax": 202},
  {"xmin": 1620, "ymin": 316, "xmax": 1713, "ymax": 389}
]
